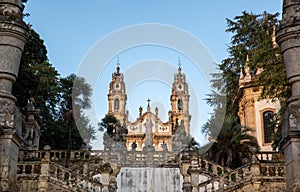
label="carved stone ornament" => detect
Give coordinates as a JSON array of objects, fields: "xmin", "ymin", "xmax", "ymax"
[
  {"xmin": 245, "ymin": 98, "xmax": 255, "ymax": 108},
  {"xmin": 0, "ymin": 99, "xmax": 15, "ymax": 128},
  {"xmin": 0, "ymin": 4, "xmax": 22, "ymax": 21},
  {"xmin": 288, "ymin": 99, "xmax": 300, "ymax": 130}
]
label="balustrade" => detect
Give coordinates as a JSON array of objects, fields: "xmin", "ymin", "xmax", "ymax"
[
  {"xmin": 256, "ymin": 151, "xmax": 283, "ymax": 163},
  {"xmin": 18, "ymin": 149, "xmax": 286, "ymax": 192},
  {"xmin": 48, "ymin": 163, "xmax": 103, "ymax": 191},
  {"xmin": 17, "ymin": 162, "xmax": 41, "ymax": 176}
]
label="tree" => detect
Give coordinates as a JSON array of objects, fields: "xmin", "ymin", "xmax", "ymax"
[
  {"xmin": 204, "ymin": 115, "xmax": 258, "ymax": 168},
  {"xmin": 13, "ymin": 29, "xmax": 60, "ymax": 116},
  {"xmin": 99, "ymin": 115, "xmax": 120, "ymax": 137},
  {"xmin": 14, "ymin": 26, "xmax": 96, "ymax": 150},
  {"xmin": 61, "ymin": 74, "xmax": 96, "ymax": 147},
  {"xmin": 203, "ymin": 11, "xmax": 288, "ymax": 166}
]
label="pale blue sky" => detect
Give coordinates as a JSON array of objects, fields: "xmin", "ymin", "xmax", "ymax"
[{"xmin": 24, "ymin": 1, "xmax": 283, "ymax": 149}]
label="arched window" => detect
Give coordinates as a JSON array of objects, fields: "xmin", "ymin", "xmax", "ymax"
[
  {"xmin": 263, "ymin": 110, "xmax": 274, "ymax": 144},
  {"xmin": 114, "ymin": 98, "xmax": 119, "ymax": 112},
  {"xmin": 178, "ymin": 99, "xmax": 183, "ymax": 111}
]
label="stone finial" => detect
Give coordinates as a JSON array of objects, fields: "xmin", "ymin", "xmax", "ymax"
[
  {"xmin": 43, "ymin": 145, "xmax": 51, "ymax": 151},
  {"xmin": 272, "ymin": 25, "xmax": 278, "ymax": 48},
  {"xmin": 126, "ymin": 110, "xmax": 129, "ymax": 121},
  {"xmin": 239, "ymin": 68, "xmax": 244, "ymax": 84},
  {"xmin": 239, "ymin": 68, "xmax": 244, "ymax": 79},
  {"xmin": 155, "ymin": 107, "xmax": 158, "ymax": 117},
  {"xmin": 255, "ymin": 67, "xmax": 263, "ymax": 75},
  {"xmin": 244, "ymin": 55, "xmax": 252, "ymax": 82}
]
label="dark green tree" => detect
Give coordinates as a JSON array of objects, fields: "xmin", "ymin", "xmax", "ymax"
[
  {"xmin": 99, "ymin": 115, "xmax": 120, "ymax": 137},
  {"xmin": 204, "ymin": 115, "xmax": 258, "ymax": 168},
  {"xmin": 203, "ymin": 11, "xmax": 289, "ymax": 167},
  {"xmin": 14, "ymin": 26, "xmax": 96, "ymax": 150}
]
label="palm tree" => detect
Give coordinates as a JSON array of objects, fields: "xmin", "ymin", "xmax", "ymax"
[{"xmin": 206, "ymin": 114, "xmax": 258, "ymax": 168}]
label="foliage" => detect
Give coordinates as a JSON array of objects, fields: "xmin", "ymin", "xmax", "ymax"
[
  {"xmin": 205, "ymin": 115, "xmax": 258, "ymax": 168},
  {"xmin": 99, "ymin": 115, "xmax": 120, "ymax": 137},
  {"xmin": 14, "ymin": 27, "xmax": 95, "ymax": 150},
  {"xmin": 220, "ymin": 11, "xmax": 289, "ymax": 106},
  {"xmin": 203, "ymin": 11, "xmax": 289, "ymax": 167}
]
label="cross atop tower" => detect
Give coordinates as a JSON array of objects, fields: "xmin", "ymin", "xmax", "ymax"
[
  {"xmin": 116, "ymin": 57, "xmax": 120, "ymax": 74},
  {"xmin": 117, "ymin": 57, "xmax": 120, "ymax": 67},
  {"xmin": 178, "ymin": 57, "xmax": 182, "ymax": 73},
  {"xmin": 147, "ymin": 98, "xmax": 151, "ymax": 111}
]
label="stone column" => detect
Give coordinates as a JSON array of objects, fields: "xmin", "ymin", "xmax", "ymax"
[
  {"xmin": 109, "ymin": 164, "xmax": 120, "ymax": 192},
  {"xmin": 100, "ymin": 163, "xmax": 113, "ymax": 192},
  {"xmin": 187, "ymin": 154, "xmax": 201, "ymax": 192},
  {"xmin": 38, "ymin": 146, "xmax": 51, "ymax": 192},
  {"xmin": 180, "ymin": 151, "xmax": 192, "ymax": 192},
  {"xmin": 276, "ymin": 0, "xmax": 300, "ymax": 191},
  {"xmin": 0, "ymin": 1, "xmax": 28, "ymax": 191}
]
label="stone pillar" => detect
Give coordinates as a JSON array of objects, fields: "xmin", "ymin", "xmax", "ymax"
[
  {"xmin": 187, "ymin": 154, "xmax": 201, "ymax": 192},
  {"xmin": 276, "ymin": 1, "xmax": 300, "ymax": 191},
  {"xmin": 180, "ymin": 151, "xmax": 192, "ymax": 192},
  {"xmin": 100, "ymin": 163, "xmax": 113, "ymax": 192},
  {"xmin": 109, "ymin": 164, "xmax": 120, "ymax": 192},
  {"xmin": 38, "ymin": 146, "xmax": 51, "ymax": 192},
  {"xmin": 0, "ymin": 1, "xmax": 28, "ymax": 191},
  {"xmin": 250, "ymin": 151, "xmax": 261, "ymax": 192}
]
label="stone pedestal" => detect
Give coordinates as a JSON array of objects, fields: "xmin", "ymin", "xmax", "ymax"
[
  {"xmin": 276, "ymin": 0, "xmax": 300, "ymax": 191},
  {"xmin": 38, "ymin": 146, "xmax": 51, "ymax": 192},
  {"xmin": 0, "ymin": 1, "xmax": 28, "ymax": 191},
  {"xmin": 0, "ymin": 129, "xmax": 22, "ymax": 191}
]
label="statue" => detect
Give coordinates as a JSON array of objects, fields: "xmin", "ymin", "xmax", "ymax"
[
  {"xmin": 143, "ymin": 115, "xmax": 155, "ymax": 152},
  {"xmin": 131, "ymin": 141, "xmax": 137, "ymax": 151}
]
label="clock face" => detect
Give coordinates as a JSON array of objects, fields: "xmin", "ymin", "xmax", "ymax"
[{"xmin": 115, "ymin": 83, "xmax": 120, "ymax": 89}]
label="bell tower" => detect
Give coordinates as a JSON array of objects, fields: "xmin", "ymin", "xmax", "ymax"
[
  {"xmin": 170, "ymin": 63, "xmax": 191, "ymax": 135},
  {"xmin": 107, "ymin": 64, "xmax": 127, "ymax": 123}
]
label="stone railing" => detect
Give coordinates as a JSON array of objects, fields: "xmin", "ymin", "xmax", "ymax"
[
  {"xmin": 17, "ymin": 161, "xmax": 41, "ymax": 176},
  {"xmin": 197, "ymin": 161, "xmax": 286, "ymax": 191},
  {"xmin": 198, "ymin": 165, "xmax": 251, "ymax": 192},
  {"xmin": 179, "ymin": 151, "xmax": 232, "ymax": 178},
  {"xmin": 259, "ymin": 162, "xmax": 285, "ymax": 177},
  {"xmin": 17, "ymin": 161, "xmax": 103, "ymax": 191},
  {"xmin": 256, "ymin": 151, "xmax": 284, "ymax": 163},
  {"xmin": 19, "ymin": 149, "xmax": 179, "ymax": 168},
  {"xmin": 48, "ymin": 162, "xmax": 103, "ymax": 192},
  {"xmin": 197, "ymin": 156, "xmax": 231, "ymax": 177}
]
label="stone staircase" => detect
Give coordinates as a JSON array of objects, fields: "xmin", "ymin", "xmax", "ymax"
[
  {"xmin": 196, "ymin": 152, "xmax": 286, "ymax": 192},
  {"xmin": 17, "ymin": 148, "xmax": 286, "ymax": 192}
]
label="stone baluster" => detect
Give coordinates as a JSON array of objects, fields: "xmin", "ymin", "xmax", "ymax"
[
  {"xmin": 38, "ymin": 145, "xmax": 51, "ymax": 191},
  {"xmin": 219, "ymin": 176, "xmax": 225, "ymax": 189}
]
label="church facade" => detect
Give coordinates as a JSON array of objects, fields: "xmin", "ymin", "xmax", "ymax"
[{"xmin": 106, "ymin": 65, "xmax": 191, "ymax": 152}]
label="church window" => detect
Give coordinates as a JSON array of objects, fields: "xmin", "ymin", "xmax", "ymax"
[
  {"xmin": 114, "ymin": 98, "xmax": 119, "ymax": 112},
  {"xmin": 263, "ymin": 110, "xmax": 274, "ymax": 144},
  {"xmin": 178, "ymin": 99, "xmax": 183, "ymax": 111}
]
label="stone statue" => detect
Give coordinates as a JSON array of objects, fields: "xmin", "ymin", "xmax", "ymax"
[{"xmin": 143, "ymin": 115, "xmax": 155, "ymax": 152}]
